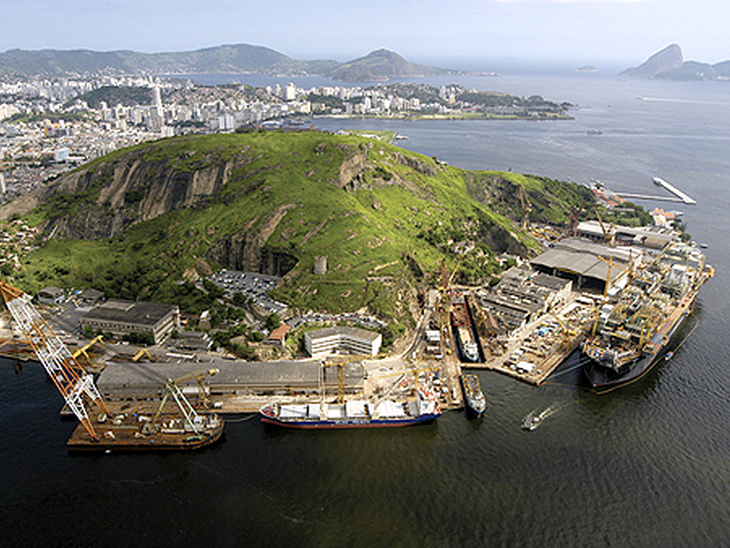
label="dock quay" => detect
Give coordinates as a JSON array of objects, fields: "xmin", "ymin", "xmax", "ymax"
[{"xmin": 0, "ymin": 337, "xmax": 35, "ymax": 361}]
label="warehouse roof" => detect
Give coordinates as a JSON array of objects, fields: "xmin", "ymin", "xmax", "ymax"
[
  {"xmin": 530, "ymin": 239, "xmax": 632, "ymax": 285},
  {"xmin": 81, "ymin": 299, "xmax": 177, "ymax": 326}
]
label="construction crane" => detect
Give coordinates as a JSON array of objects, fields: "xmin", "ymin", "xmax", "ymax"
[
  {"xmin": 324, "ymin": 355, "xmax": 365, "ymax": 403},
  {"xmin": 131, "ymin": 347, "xmax": 153, "ymax": 362},
  {"xmin": 594, "ymin": 207, "xmax": 614, "ymax": 245},
  {"xmin": 0, "ymin": 279, "xmax": 110, "ymax": 441},
  {"xmin": 170, "ymin": 368, "xmax": 219, "ymax": 409},
  {"xmin": 568, "ymin": 196, "xmax": 590, "ymax": 237},
  {"xmin": 72, "ymin": 334, "xmax": 105, "ymax": 366},
  {"xmin": 517, "ymin": 185, "xmax": 532, "ymax": 231},
  {"xmin": 147, "ymin": 369, "xmax": 221, "ymax": 440}
]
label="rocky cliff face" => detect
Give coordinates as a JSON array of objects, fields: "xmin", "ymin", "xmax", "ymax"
[{"xmin": 5, "ymin": 150, "xmax": 240, "ymax": 240}]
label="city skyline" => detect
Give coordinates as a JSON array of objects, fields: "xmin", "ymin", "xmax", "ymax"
[{"xmin": 1, "ymin": 0, "xmax": 728, "ymax": 72}]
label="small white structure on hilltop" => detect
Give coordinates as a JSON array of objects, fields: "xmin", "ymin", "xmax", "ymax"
[
  {"xmin": 314, "ymin": 256, "xmax": 327, "ymax": 275},
  {"xmin": 304, "ymin": 326, "xmax": 382, "ymax": 358}
]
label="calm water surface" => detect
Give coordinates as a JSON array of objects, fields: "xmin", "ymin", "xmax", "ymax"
[{"xmin": 2, "ymin": 73, "xmax": 730, "ymax": 547}]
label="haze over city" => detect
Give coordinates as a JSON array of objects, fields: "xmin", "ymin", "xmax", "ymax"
[{"xmin": 2, "ymin": 0, "xmax": 728, "ymax": 71}]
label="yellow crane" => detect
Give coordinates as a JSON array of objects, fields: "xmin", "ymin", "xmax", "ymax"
[
  {"xmin": 147, "ymin": 369, "xmax": 222, "ymax": 440},
  {"xmin": 437, "ymin": 257, "xmax": 463, "ymax": 356},
  {"xmin": 72, "ymin": 335, "xmax": 105, "ymax": 366},
  {"xmin": 324, "ymin": 355, "xmax": 366, "ymax": 403},
  {"xmin": 594, "ymin": 207, "xmax": 615, "ymax": 245},
  {"xmin": 167, "ymin": 368, "xmax": 219, "ymax": 409},
  {"xmin": 131, "ymin": 347, "xmax": 153, "ymax": 362}
]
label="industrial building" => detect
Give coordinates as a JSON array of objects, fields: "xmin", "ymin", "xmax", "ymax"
[
  {"xmin": 80, "ymin": 299, "xmax": 179, "ymax": 344},
  {"xmin": 474, "ymin": 267, "xmax": 572, "ymax": 334},
  {"xmin": 97, "ymin": 358, "xmax": 364, "ymax": 400},
  {"xmin": 304, "ymin": 326, "xmax": 382, "ymax": 357},
  {"xmin": 529, "ymin": 238, "xmax": 633, "ymax": 293}
]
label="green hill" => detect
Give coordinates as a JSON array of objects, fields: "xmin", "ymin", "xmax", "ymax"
[
  {"xmin": 3, "ymin": 130, "xmax": 592, "ymax": 326},
  {"xmin": 329, "ymin": 49, "xmax": 453, "ymax": 82}
]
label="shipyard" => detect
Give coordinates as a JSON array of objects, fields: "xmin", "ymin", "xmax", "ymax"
[{"xmin": 0, "ymin": 175, "xmax": 713, "ymax": 448}]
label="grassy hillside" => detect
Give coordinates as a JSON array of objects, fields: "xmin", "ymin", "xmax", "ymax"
[{"xmin": 7, "ymin": 130, "xmax": 592, "ymax": 327}]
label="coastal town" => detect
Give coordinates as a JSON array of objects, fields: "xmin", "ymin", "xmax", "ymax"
[{"xmin": 0, "ymin": 76, "xmax": 570, "ymax": 204}]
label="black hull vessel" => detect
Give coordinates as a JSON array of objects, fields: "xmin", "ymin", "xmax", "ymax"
[{"xmin": 582, "ymin": 241, "xmax": 712, "ymax": 390}]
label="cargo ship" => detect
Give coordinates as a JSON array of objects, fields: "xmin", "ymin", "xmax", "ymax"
[
  {"xmin": 67, "ymin": 412, "xmax": 224, "ymax": 452},
  {"xmin": 461, "ymin": 374, "xmax": 486, "ymax": 417},
  {"xmin": 259, "ymin": 389, "xmax": 441, "ymax": 429},
  {"xmin": 451, "ymin": 292, "xmax": 479, "ymax": 362},
  {"xmin": 582, "ymin": 242, "xmax": 713, "ymax": 389}
]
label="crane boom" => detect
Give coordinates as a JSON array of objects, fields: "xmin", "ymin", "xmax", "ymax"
[{"xmin": 0, "ymin": 279, "xmax": 109, "ymax": 440}]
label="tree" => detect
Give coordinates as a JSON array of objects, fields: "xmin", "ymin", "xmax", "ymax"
[{"xmin": 264, "ymin": 313, "xmax": 281, "ymax": 332}]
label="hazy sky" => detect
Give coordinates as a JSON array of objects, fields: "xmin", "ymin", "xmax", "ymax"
[{"xmin": 2, "ymin": 0, "xmax": 728, "ymax": 70}]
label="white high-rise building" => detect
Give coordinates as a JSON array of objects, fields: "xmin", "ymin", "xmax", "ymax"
[
  {"xmin": 284, "ymin": 83, "xmax": 297, "ymax": 101},
  {"xmin": 152, "ymin": 85, "xmax": 163, "ymax": 117},
  {"xmin": 0, "ymin": 173, "xmax": 5, "ymax": 194}
]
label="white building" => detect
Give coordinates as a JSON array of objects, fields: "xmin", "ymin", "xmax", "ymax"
[{"xmin": 304, "ymin": 326, "xmax": 382, "ymax": 358}]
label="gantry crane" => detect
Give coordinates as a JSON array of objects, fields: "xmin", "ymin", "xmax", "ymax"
[
  {"xmin": 324, "ymin": 355, "xmax": 365, "ymax": 403},
  {"xmin": 0, "ymin": 279, "xmax": 110, "ymax": 441}
]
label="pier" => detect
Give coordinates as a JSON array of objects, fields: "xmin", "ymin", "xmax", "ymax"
[{"xmin": 616, "ymin": 177, "xmax": 697, "ymax": 205}]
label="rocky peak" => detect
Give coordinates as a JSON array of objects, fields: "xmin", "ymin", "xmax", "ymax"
[{"xmin": 621, "ymin": 44, "xmax": 684, "ymax": 78}]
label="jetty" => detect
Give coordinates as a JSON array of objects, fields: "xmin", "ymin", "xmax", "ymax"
[{"xmin": 617, "ymin": 177, "xmax": 696, "ymax": 205}]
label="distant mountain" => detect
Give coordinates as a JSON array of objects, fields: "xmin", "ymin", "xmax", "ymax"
[
  {"xmin": 621, "ymin": 44, "xmax": 730, "ymax": 81},
  {"xmin": 621, "ymin": 44, "xmax": 684, "ymax": 78},
  {"xmin": 329, "ymin": 49, "xmax": 455, "ymax": 82},
  {"xmin": 0, "ymin": 44, "xmax": 339, "ymax": 77},
  {"xmin": 0, "ymin": 44, "xmax": 454, "ymax": 82}
]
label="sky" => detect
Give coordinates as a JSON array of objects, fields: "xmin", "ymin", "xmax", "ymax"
[{"xmin": 1, "ymin": 0, "xmax": 728, "ymax": 71}]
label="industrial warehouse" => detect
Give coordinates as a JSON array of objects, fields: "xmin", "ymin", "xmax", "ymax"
[{"xmin": 97, "ymin": 358, "xmax": 365, "ymax": 402}]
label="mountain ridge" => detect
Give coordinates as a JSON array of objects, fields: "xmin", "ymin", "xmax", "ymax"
[
  {"xmin": 0, "ymin": 44, "xmax": 453, "ymax": 82},
  {"xmin": 621, "ymin": 44, "xmax": 730, "ymax": 80}
]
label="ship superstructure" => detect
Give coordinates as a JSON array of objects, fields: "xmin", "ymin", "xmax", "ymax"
[{"xmin": 582, "ymin": 242, "xmax": 713, "ymax": 388}]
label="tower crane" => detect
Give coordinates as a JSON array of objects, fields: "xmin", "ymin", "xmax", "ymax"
[{"xmin": 0, "ymin": 279, "xmax": 110, "ymax": 441}]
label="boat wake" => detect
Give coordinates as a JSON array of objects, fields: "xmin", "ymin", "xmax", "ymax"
[{"xmin": 521, "ymin": 402, "xmax": 568, "ymax": 431}]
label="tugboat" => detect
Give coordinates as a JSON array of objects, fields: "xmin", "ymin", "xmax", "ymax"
[{"xmin": 461, "ymin": 374, "xmax": 486, "ymax": 417}]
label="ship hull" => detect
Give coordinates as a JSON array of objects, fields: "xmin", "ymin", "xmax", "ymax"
[
  {"xmin": 67, "ymin": 422, "xmax": 225, "ymax": 452},
  {"xmin": 260, "ymin": 414, "xmax": 439, "ymax": 429},
  {"xmin": 584, "ymin": 300, "xmax": 691, "ymax": 389},
  {"xmin": 461, "ymin": 374, "xmax": 486, "ymax": 417}
]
